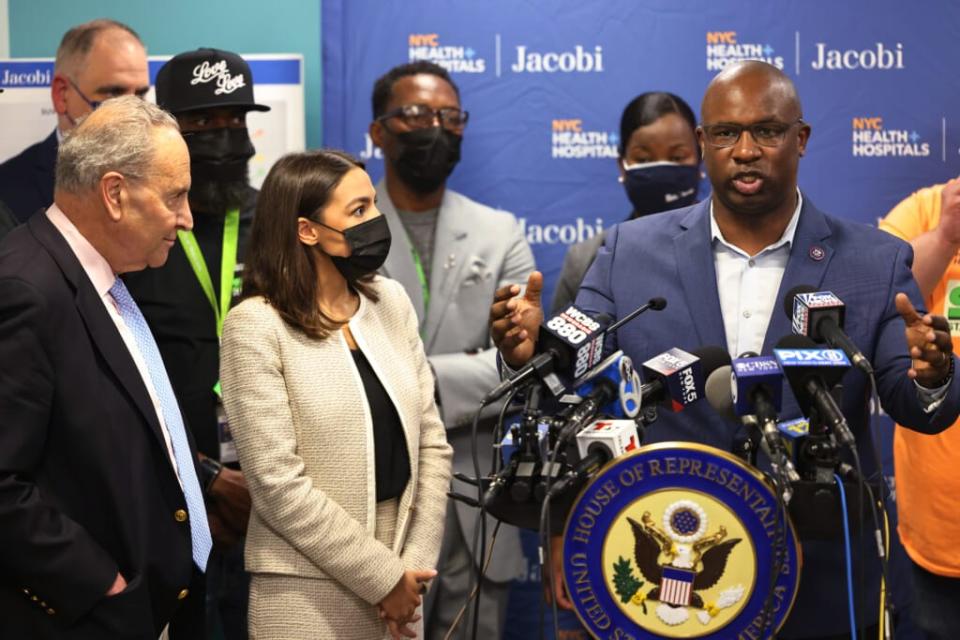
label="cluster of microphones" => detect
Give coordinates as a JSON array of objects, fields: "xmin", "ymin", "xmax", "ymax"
[{"xmin": 473, "ymin": 284, "xmax": 873, "ymax": 521}]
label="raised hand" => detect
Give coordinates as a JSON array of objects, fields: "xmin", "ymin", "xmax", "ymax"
[
  {"xmin": 896, "ymin": 292, "xmax": 954, "ymax": 387},
  {"xmin": 490, "ymin": 271, "xmax": 544, "ymax": 368}
]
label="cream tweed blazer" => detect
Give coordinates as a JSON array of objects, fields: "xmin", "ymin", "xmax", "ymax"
[{"xmin": 220, "ymin": 276, "xmax": 453, "ymax": 606}]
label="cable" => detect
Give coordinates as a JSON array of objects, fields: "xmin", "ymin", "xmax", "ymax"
[
  {"xmin": 466, "ymin": 385, "xmax": 522, "ymax": 640},
  {"xmin": 758, "ymin": 458, "xmax": 789, "ymax": 638},
  {"xmin": 880, "ymin": 507, "xmax": 891, "ymax": 640},
  {"xmin": 836, "ymin": 473, "xmax": 859, "ymax": 640},
  {"xmin": 443, "ymin": 521, "xmax": 502, "ymax": 640},
  {"xmin": 539, "ymin": 425, "xmax": 568, "ymax": 640},
  {"xmin": 538, "ymin": 406, "xmax": 587, "ymax": 640},
  {"xmin": 468, "ymin": 396, "xmax": 493, "ymax": 640},
  {"xmin": 864, "ymin": 373, "xmax": 893, "ymax": 638},
  {"xmin": 490, "ymin": 387, "xmax": 520, "ymax": 476}
]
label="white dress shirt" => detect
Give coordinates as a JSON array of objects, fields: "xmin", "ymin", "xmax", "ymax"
[
  {"xmin": 711, "ymin": 191, "xmax": 803, "ymax": 358},
  {"xmin": 46, "ymin": 204, "xmax": 183, "ymax": 483}
]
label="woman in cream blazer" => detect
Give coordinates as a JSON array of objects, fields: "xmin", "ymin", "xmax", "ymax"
[{"xmin": 220, "ymin": 150, "xmax": 452, "ymax": 639}]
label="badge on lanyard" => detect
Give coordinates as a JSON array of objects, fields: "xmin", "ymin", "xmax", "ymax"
[
  {"xmin": 179, "ymin": 209, "xmax": 242, "ymax": 463},
  {"xmin": 216, "ymin": 400, "xmax": 239, "ymax": 464}
]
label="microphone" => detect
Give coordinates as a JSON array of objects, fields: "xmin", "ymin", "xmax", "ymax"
[
  {"xmin": 774, "ymin": 334, "xmax": 856, "ymax": 447},
  {"xmin": 482, "ymin": 456, "xmax": 520, "ymax": 507},
  {"xmin": 567, "ymin": 350, "xmax": 643, "ymax": 420},
  {"xmin": 784, "ymin": 285, "xmax": 873, "ymax": 375},
  {"xmin": 731, "ymin": 353, "xmax": 800, "ymax": 483},
  {"xmin": 486, "ymin": 298, "xmax": 667, "ymax": 404},
  {"xmin": 547, "ymin": 419, "xmax": 640, "ymax": 498},
  {"xmin": 532, "ymin": 351, "xmax": 642, "ymax": 501},
  {"xmin": 641, "ymin": 345, "xmax": 730, "ymax": 411},
  {"xmin": 485, "ymin": 304, "xmax": 608, "ymax": 403},
  {"xmin": 538, "ymin": 303, "xmax": 608, "ymax": 382}
]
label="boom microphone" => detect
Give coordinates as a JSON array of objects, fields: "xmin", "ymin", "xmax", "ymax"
[{"xmin": 784, "ymin": 285, "xmax": 873, "ymax": 375}]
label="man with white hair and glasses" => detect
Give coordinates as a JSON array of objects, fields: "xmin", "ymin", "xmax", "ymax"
[{"xmin": 0, "ymin": 96, "xmax": 209, "ymax": 639}]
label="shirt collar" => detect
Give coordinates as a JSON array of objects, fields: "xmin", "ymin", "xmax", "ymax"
[
  {"xmin": 45, "ymin": 203, "xmax": 117, "ymax": 297},
  {"xmin": 710, "ymin": 189, "xmax": 803, "ymax": 257}
]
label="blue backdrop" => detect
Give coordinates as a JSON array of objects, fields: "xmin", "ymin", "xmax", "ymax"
[
  {"xmin": 322, "ymin": 2, "xmax": 959, "ymax": 637},
  {"xmin": 322, "ymin": 0, "xmax": 960, "ymax": 307}
]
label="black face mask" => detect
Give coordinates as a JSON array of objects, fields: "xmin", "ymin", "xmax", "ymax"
[
  {"xmin": 621, "ymin": 161, "xmax": 701, "ymax": 219},
  {"xmin": 183, "ymin": 127, "xmax": 256, "ymax": 183},
  {"xmin": 183, "ymin": 127, "xmax": 255, "ymax": 214},
  {"xmin": 388, "ymin": 126, "xmax": 462, "ymax": 194},
  {"xmin": 317, "ymin": 215, "xmax": 392, "ymax": 283}
]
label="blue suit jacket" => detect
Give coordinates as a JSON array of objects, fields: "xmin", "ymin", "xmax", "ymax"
[
  {"xmin": 0, "ymin": 131, "xmax": 57, "ymax": 224},
  {"xmin": 577, "ymin": 195, "xmax": 960, "ymax": 638}
]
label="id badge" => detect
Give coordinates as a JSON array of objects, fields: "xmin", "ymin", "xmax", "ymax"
[{"xmin": 217, "ymin": 400, "xmax": 238, "ymax": 464}]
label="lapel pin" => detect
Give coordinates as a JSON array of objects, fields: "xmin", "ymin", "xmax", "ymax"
[{"xmin": 808, "ymin": 245, "xmax": 825, "ymax": 261}]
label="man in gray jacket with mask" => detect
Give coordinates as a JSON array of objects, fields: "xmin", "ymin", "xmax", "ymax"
[{"xmin": 369, "ymin": 61, "xmax": 536, "ymax": 639}]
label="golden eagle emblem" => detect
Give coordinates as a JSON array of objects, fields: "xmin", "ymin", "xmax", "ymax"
[{"xmin": 613, "ymin": 500, "xmax": 746, "ymax": 626}]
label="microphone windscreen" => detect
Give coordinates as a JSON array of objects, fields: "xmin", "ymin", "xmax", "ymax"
[
  {"xmin": 774, "ymin": 333, "xmax": 817, "ymax": 350},
  {"xmin": 704, "ymin": 364, "xmax": 736, "ymax": 420},
  {"xmin": 691, "ymin": 345, "xmax": 732, "ymax": 378}
]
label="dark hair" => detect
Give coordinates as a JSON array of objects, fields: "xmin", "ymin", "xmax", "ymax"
[
  {"xmin": 619, "ymin": 92, "xmax": 698, "ymax": 158},
  {"xmin": 242, "ymin": 150, "xmax": 379, "ymax": 339},
  {"xmin": 371, "ymin": 61, "xmax": 460, "ymax": 118}
]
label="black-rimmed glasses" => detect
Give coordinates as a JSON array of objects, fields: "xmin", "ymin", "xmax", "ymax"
[
  {"xmin": 700, "ymin": 119, "xmax": 805, "ymax": 148},
  {"xmin": 378, "ymin": 104, "xmax": 469, "ymax": 130}
]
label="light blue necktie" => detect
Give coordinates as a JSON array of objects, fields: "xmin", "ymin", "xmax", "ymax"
[{"xmin": 109, "ymin": 278, "xmax": 212, "ymax": 572}]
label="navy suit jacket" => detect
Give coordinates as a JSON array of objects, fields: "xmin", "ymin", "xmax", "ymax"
[
  {"xmin": 577, "ymin": 195, "xmax": 960, "ymax": 638},
  {"xmin": 0, "ymin": 131, "xmax": 57, "ymax": 223},
  {"xmin": 0, "ymin": 214, "xmax": 199, "ymax": 638}
]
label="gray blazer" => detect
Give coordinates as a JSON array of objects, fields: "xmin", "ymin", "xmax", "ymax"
[{"xmin": 378, "ymin": 181, "xmax": 535, "ymax": 582}]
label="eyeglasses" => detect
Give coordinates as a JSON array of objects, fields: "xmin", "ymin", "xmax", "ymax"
[
  {"xmin": 67, "ymin": 78, "xmax": 103, "ymax": 111},
  {"xmin": 378, "ymin": 104, "xmax": 469, "ymax": 130},
  {"xmin": 700, "ymin": 119, "xmax": 805, "ymax": 148}
]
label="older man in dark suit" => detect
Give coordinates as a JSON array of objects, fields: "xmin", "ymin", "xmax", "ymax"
[{"xmin": 0, "ymin": 96, "xmax": 210, "ymax": 639}]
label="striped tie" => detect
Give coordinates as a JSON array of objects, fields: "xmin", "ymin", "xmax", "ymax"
[{"xmin": 109, "ymin": 278, "xmax": 212, "ymax": 571}]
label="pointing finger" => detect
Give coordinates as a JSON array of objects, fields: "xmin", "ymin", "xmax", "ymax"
[{"xmin": 895, "ymin": 292, "xmax": 923, "ymax": 326}]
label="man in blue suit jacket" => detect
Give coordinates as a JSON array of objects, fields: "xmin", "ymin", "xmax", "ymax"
[
  {"xmin": 0, "ymin": 19, "xmax": 148, "ymax": 223},
  {"xmin": 491, "ymin": 61, "xmax": 959, "ymax": 639}
]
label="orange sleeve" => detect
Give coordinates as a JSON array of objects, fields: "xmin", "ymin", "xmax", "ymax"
[{"xmin": 879, "ymin": 187, "xmax": 939, "ymax": 242}]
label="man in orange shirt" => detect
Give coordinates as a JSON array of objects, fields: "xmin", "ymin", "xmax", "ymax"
[{"xmin": 880, "ymin": 178, "xmax": 960, "ymax": 640}]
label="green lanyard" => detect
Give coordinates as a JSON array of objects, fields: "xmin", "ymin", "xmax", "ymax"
[
  {"xmin": 410, "ymin": 246, "xmax": 430, "ymax": 317},
  {"xmin": 177, "ymin": 208, "xmax": 240, "ymax": 339}
]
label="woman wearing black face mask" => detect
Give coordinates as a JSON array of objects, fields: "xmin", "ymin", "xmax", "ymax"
[
  {"xmin": 551, "ymin": 92, "xmax": 702, "ymax": 314},
  {"xmin": 219, "ymin": 150, "xmax": 452, "ymax": 640}
]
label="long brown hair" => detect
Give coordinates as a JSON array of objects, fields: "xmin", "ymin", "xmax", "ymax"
[{"xmin": 242, "ymin": 150, "xmax": 379, "ymax": 339}]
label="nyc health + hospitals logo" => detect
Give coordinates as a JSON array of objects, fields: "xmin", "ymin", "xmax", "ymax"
[
  {"xmin": 551, "ymin": 118, "xmax": 618, "ymax": 159},
  {"xmin": 408, "ymin": 33, "xmax": 486, "ymax": 73},
  {"xmin": 851, "ymin": 117, "xmax": 930, "ymax": 158},
  {"xmin": 705, "ymin": 32, "xmax": 784, "ymax": 71}
]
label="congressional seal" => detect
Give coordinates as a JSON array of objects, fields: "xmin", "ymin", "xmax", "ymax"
[{"xmin": 563, "ymin": 442, "xmax": 800, "ymax": 639}]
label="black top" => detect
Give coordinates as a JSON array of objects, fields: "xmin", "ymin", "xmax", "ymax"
[
  {"xmin": 350, "ymin": 348, "xmax": 411, "ymax": 502},
  {"xmin": 123, "ymin": 187, "xmax": 257, "ymax": 460}
]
